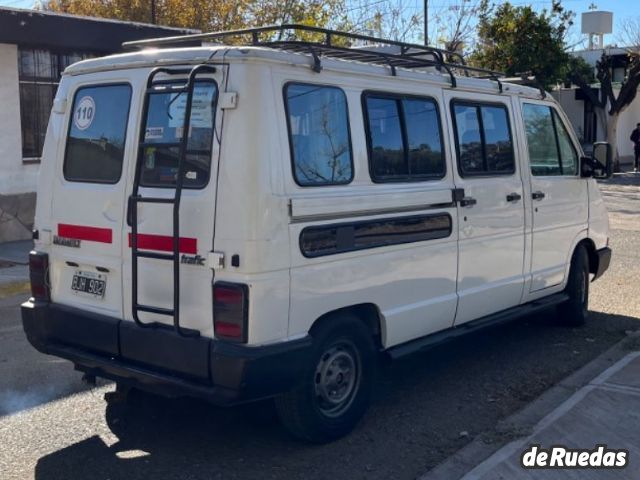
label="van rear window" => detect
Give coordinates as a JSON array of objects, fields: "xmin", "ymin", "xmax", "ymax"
[
  {"xmin": 64, "ymin": 84, "xmax": 132, "ymax": 183},
  {"xmin": 140, "ymin": 80, "xmax": 217, "ymax": 189},
  {"xmin": 285, "ymin": 83, "xmax": 353, "ymax": 186}
]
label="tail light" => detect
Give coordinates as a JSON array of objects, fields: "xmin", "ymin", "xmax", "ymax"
[
  {"xmin": 213, "ymin": 282, "xmax": 248, "ymax": 343},
  {"xmin": 29, "ymin": 251, "xmax": 50, "ymax": 302}
]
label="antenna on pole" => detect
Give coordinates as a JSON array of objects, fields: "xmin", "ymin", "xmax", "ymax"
[{"xmin": 424, "ymin": 0, "xmax": 429, "ymax": 46}]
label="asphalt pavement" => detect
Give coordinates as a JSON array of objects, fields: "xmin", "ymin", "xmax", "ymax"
[{"xmin": 0, "ymin": 174, "xmax": 639, "ymax": 480}]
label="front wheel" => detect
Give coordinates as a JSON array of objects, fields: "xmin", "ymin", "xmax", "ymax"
[
  {"xmin": 557, "ymin": 245, "xmax": 590, "ymax": 326},
  {"xmin": 275, "ymin": 315, "xmax": 376, "ymax": 443}
]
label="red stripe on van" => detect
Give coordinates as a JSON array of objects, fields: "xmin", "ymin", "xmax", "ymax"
[
  {"xmin": 128, "ymin": 234, "xmax": 197, "ymax": 254},
  {"xmin": 58, "ymin": 224, "xmax": 113, "ymax": 244}
]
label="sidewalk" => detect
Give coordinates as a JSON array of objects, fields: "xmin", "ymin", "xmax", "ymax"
[
  {"xmin": 422, "ymin": 338, "xmax": 640, "ymax": 480},
  {"xmin": 0, "ymin": 240, "xmax": 31, "ymax": 296}
]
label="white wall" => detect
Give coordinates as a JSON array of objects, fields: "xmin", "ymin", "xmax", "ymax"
[
  {"xmin": 554, "ymin": 84, "xmax": 640, "ymax": 161},
  {"xmin": 0, "ymin": 43, "xmax": 39, "ymax": 195},
  {"xmin": 615, "ymin": 90, "xmax": 640, "ymax": 159},
  {"xmin": 552, "ymin": 89, "xmax": 586, "ymax": 142}
]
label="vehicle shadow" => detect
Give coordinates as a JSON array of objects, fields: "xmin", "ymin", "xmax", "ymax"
[{"xmin": 34, "ymin": 310, "xmax": 639, "ymax": 480}]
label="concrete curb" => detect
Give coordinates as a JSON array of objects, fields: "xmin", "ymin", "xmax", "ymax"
[{"xmin": 420, "ymin": 331, "xmax": 640, "ymax": 480}]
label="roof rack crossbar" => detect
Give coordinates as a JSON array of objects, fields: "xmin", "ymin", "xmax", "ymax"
[
  {"xmin": 504, "ymin": 73, "xmax": 547, "ymax": 98},
  {"xmin": 122, "ymin": 24, "xmax": 505, "ymax": 84}
]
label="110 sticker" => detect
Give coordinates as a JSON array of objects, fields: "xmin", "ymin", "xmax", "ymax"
[{"xmin": 74, "ymin": 96, "xmax": 96, "ymax": 130}]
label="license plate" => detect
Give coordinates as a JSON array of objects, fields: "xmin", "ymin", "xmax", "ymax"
[{"xmin": 71, "ymin": 270, "xmax": 106, "ymax": 299}]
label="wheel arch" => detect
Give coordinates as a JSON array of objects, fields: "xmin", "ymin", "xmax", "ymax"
[
  {"xmin": 575, "ymin": 237, "xmax": 599, "ymax": 276},
  {"xmin": 309, "ymin": 303, "xmax": 386, "ymax": 350}
]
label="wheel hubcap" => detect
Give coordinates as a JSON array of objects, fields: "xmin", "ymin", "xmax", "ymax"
[{"xmin": 314, "ymin": 342, "xmax": 360, "ymax": 417}]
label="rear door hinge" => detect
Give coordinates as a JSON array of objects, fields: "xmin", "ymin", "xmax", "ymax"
[{"xmin": 220, "ymin": 92, "xmax": 238, "ymax": 109}]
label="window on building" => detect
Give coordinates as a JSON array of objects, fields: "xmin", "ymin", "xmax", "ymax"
[
  {"xmin": 452, "ymin": 101, "xmax": 515, "ymax": 177},
  {"xmin": 285, "ymin": 83, "xmax": 353, "ymax": 186},
  {"xmin": 522, "ymin": 104, "xmax": 578, "ymax": 176},
  {"xmin": 364, "ymin": 93, "xmax": 445, "ymax": 182},
  {"xmin": 18, "ymin": 48, "xmax": 93, "ymax": 160}
]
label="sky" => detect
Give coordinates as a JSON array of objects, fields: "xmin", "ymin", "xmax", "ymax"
[{"xmin": 1, "ymin": 0, "xmax": 638, "ymax": 48}]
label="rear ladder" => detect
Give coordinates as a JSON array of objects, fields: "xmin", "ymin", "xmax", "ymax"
[{"xmin": 128, "ymin": 64, "xmax": 216, "ymax": 337}]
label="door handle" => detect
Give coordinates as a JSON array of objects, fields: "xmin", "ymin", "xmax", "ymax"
[
  {"xmin": 460, "ymin": 196, "xmax": 477, "ymax": 207},
  {"xmin": 532, "ymin": 191, "xmax": 546, "ymax": 201},
  {"xmin": 506, "ymin": 192, "xmax": 522, "ymax": 202}
]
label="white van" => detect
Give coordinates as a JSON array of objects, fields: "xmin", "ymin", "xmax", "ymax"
[{"xmin": 22, "ymin": 25, "xmax": 612, "ymax": 443}]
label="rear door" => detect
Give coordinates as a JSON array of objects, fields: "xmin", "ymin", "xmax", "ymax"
[
  {"xmin": 444, "ymin": 91, "xmax": 527, "ymax": 325},
  {"xmin": 50, "ymin": 75, "xmax": 134, "ymax": 317},
  {"xmin": 121, "ymin": 68, "xmax": 222, "ymax": 337}
]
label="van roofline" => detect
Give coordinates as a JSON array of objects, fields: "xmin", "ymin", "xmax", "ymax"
[{"xmin": 63, "ymin": 45, "xmax": 548, "ymax": 100}]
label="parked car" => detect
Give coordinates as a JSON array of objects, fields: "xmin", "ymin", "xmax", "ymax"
[{"xmin": 22, "ymin": 25, "xmax": 612, "ymax": 443}]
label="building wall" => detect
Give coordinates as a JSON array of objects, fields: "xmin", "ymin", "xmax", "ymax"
[
  {"xmin": 552, "ymin": 89, "xmax": 587, "ymax": 143},
  {"xmin": 554, "ymin": 85, "xmax": 640, "ymax": 163},
  {"xmin": 616, "ymin": 93, "xmax": 640, "ymax": 159},
  {"xmin": 0, "ymin": 43, "xmax": 37, "ymax": 242}
]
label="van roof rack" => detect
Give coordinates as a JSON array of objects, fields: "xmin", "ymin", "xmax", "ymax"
[
  {"xmin": 122, "ymin": 24, "xmax": 506, "ymax": 89},
  {"xmin": 501, "ymin": 74, "xmax": 547, "ymax": 98}
]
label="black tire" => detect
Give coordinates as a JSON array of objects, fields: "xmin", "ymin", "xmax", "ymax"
[
  {"xmin": 558, "ymin": 245, "xmax": 590, "ymax": 326},
  {"xmin": 275, "ymin": 314, "xmax": 376, "ymax": 443}
]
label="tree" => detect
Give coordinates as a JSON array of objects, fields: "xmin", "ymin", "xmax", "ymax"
[
  {"xmin": 470, "ymin": 0, "xmax": 574, "ymax": 89},
  {"xmin": 346, "ymin": 0, "xmax": 422, "ymax": 42},
  {"xmin": 432, "ymin": 0, "xmax": 480, "ymax": 56},
  {"xmin": 570, "ymin": 52, "xmax": 640, "ymax": 169},
  {"xmin": 43, "ymin": 0, "xmax": 350, "ymax": 32}
]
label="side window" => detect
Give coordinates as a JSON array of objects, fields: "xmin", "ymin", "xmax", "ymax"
[
  {"xmin": 452, "ymin": 101, "xmax": 515, "ymax": 177},
  {"xmin": 64, "ymin": 84, "xmax": 132, "ymax": 183},
  {"xmin": 364, "ymin": 93, "xmax": 445, "ymax": 182},
  {"xmin": 522, "ymin": 104, "xmax": 560, "ymax": 176},
  {"xmin": 522, "ymin": 104, "xmax": 578, "ymax": 177},
  {"xmin": 140, "ymin": 80, "xmax": 217, "ymax": 189},
  {"xmin": 285, "ymin": 83, "xmax": 353, "ymax": 186}
]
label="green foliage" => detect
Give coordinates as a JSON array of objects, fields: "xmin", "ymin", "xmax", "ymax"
[
  {"xmin": 43, "ymin": 0, "xmax": 350, "ymax": 33},
  {"xmin": 565, "ymin": 56, "xmax": 595, "ymax": 85},
  {"xmin": 469, "ymin": 0, "xmax": 574, "ymax": 89}
]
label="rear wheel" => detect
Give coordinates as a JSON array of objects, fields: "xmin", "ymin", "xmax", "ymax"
[
  {"xmin": 275, "ymin": 315, "xmax": 376, "ymax": 443},
  {"xmin": 557, "ymin": 245, "xmax": 590, "ymax": 326}
]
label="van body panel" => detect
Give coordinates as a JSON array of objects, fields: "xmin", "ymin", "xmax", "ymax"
[
  {"xmin": 277, "ymin": 68, "xmax": 459, "ymax": 348},
  {"xmin": 527, "ymin": 176, "xmax": 589, "ymax": 290},
  {"xmin": 587, "ymin": 178, "xmax": 609, "ymax": 249}
]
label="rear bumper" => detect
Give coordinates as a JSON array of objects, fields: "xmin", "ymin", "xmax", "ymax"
[
  {"xmin": 593, "ymin": 246, "xmax": 612, "ymax": 281},
  {"xmin": 21, "ymin": 300, "xmax": 313, "ymax": 406}
]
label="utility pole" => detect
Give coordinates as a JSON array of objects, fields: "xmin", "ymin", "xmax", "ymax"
[
  {"xmin": 151, "ymin": 0, "xmax": 156, "ymax": 24},
  {"xmin": 424, "ymin": 0, "xmax": 429, "ymax": 45}
]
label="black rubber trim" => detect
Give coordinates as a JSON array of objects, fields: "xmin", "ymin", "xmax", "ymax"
[
  {"xmin": 21, "ymin": 300, "xmax": 313, "ymax": 405},
  {"xmin": 592, "ymin": 246, "xmax": 612, "ymax": 281},
  {"xmin": 300, "ymin": 212, "xmax": 452, "ymax": 258}
]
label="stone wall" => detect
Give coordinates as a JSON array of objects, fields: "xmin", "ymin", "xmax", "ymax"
[{"xmin": 0, "ymin": 192, "xmax": 36, "ymax": 243}]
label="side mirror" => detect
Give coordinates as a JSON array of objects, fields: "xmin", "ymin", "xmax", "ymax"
[{"xmin": 581, "ymin": 142, "xmax": 613, "ymax": 179}]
